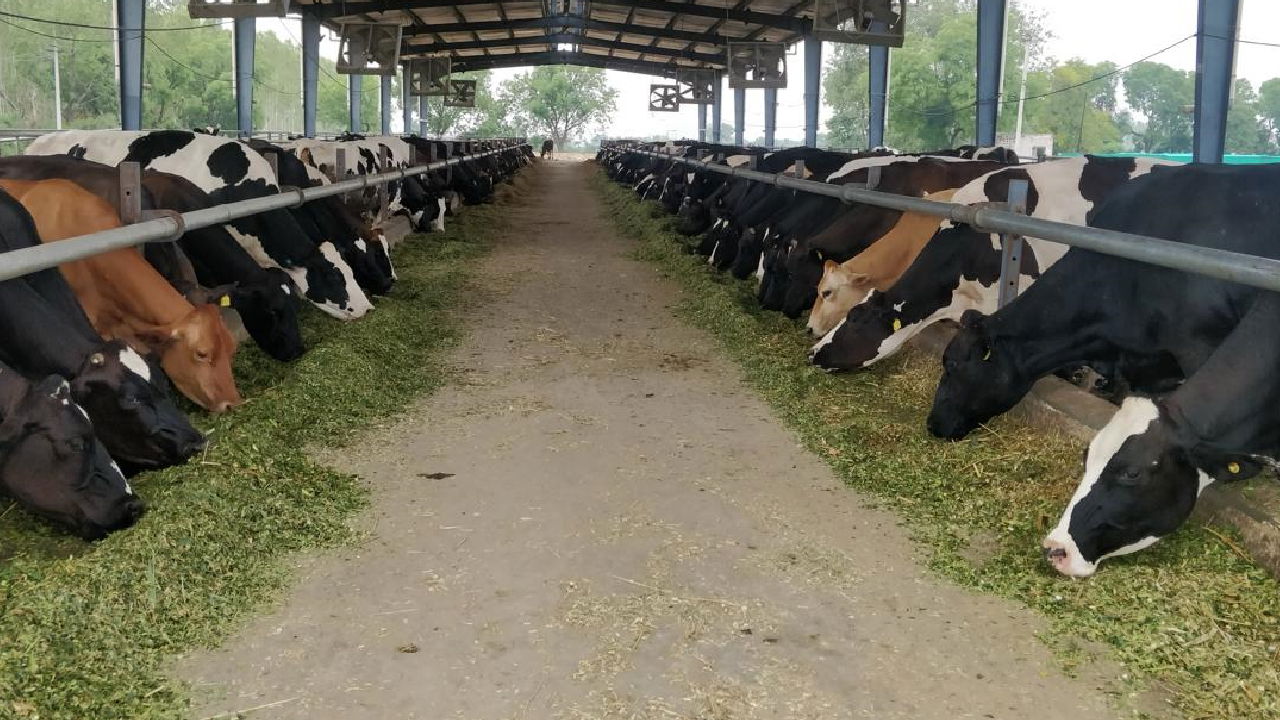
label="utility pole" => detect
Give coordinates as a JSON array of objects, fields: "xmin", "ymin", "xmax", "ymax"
[
  {"xmin": 51, "ymin": 44, "xmax": 63, "ymax": 130},
  {"xmin": 1013, "ymin": 41, "xmax": 1027, "ymax": 149}
]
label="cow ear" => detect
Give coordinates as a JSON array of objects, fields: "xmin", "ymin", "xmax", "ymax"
[
  {"xmin": 811, "ymin": 248, "xmax": 825, "ymax": 262},
  {"xmin": 846, "ymin": 271, "xmax": 872, "ymax": 286},
  {"xmin": 822, "ymin": 259, "xmax": 839, "ymax": 273},
  {"xmin": 1191, "ymin": 450, "xmax": 1263, "ymax": 483}
]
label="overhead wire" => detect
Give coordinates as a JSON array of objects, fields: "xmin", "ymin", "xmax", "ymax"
[{"xmin": 0, "ymin": 9, "xmax": 230, "ymax": 32}]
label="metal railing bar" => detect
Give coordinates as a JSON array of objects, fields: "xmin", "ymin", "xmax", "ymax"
[
  {"xmin": 0, "ymin": 143, "xmax": 526, "ymax": 283},
  {"xmin": 626, "ymin": 148, "xmax": 1280, "ymax": 295}
]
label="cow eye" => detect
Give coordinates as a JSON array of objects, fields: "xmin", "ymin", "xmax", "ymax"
[
  {"xmin": 67, "ymin": 437, "xmax": 86, "ymax": 453},
  {"xmin": 123, "ymin": 396, "xmax": 141, "ymax": 408},
  {"xmin": 820, "ymin": 290, "xmax": 833, "ymax": 299},
  {"xmin": 196, "ymin": 351, "xmax": 211, "ymax": 362}
]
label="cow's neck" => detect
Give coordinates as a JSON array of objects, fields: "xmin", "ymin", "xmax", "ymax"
[{"xmin": 1165, "ymin": 292, "xmax": 1280, "ymax": 456}]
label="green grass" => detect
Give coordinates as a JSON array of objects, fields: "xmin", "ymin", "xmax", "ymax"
[
  {"xmin": 0, "ymin": 204, "xmax": 507, "ymax": 719},
  {"xmin": 593, "ymin": 172, "xmax": 1280, "ymax": 720}
]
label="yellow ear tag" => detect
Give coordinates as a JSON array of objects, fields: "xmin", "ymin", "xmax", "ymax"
[
  {"xmin": 1227, "ymin": 461, "xmax": 1241, "ymax": 474},
  {"xmin": 982, "ymin": 349, "xmax": 992, "ymax": 361},
  {"xmin": 219, "ymin": 295, "xmax": 232, "ymax": 308},
  {"xmin": 892, "ymin": 318, "xmax": 902, "ymax": 332}
]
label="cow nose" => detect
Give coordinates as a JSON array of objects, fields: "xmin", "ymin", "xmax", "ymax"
[
  {"xmin": 123, "ymin": 497, "xmax": 146, "ymax": 523},
  {"xmin": 1043, "ymin": 546, "xmax": 1068, "ymax": 562}
]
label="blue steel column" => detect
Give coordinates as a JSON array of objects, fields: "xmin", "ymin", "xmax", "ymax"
[
  {"xmin": 301, "ymin": 13, "xmax": 320, "ymax": 138},
  {"xmin": 763, "ymin": 87, "xmax": 778, "ymax": 148},
  {"xmin": 115, "ymin": 0, "xmax": 145, "ymax": 130},
  {"xmin": 868, "ymin": 45, "xmax": 890, "ymax": 148},
  {"xmin": 349, "ymin": 75, "xmax": 363, "ymax": 132},
  {"xmin": 711, "ymin": 72, "xmax": 723, "ymax": 142},
  {"xmin": 380, "ymin": 75, "xmax": 393, "ymax": 135},
  {"xmin": 975, "ymin": 0, "xmax": 1007, "ymax": 147},
  {"xmin": 733, "ymin": 87, "xmax": 746, "ymax": 145},
  {"xmin": 803, "ymin": 36, "xmax": 821, "ymax": 146},
  {"xmin": 697, "ymin": 103, "xmax": 708, "ymax": 142},
  {"xmin": 402, "ymin": 68, "xmax": 412, "ymax": 134},
  {"xmin": 233, "ymin": 18, "xmax": 256, "ymax": 137},
  {"xmin": 1193, "ymin": 0, "xmax": 1241, "ymax": 163}
]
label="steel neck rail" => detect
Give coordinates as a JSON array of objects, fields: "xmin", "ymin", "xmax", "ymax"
[
  {"xmin": 623, "ymin": 147, "xmax": 1280, "ymax": 295},
  {"xmin": 0, "ymin": 142, "xmax": 528, "ymax": 283}
]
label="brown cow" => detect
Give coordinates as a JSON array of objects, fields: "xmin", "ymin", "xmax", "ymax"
[
  {"xmin": 806, "ymin": 189, "xmax": 958, "ymax": 337},
  {"xmin": 0, "ymin": 179, "xmax": 242, "ymax": 412}
]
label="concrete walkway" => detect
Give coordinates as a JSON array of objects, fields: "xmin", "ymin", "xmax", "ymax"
[{"xmin": 181, "ymin": 160, "xmax": 1120, "ymax": 720}]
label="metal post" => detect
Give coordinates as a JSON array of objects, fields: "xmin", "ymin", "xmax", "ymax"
[
  {"xmin": 792, "ymin": 159, "xmax": 805, "ymax": 178},
  {"xmin": 115, "ymin": 0, "xmax": 145, "ymax": 130},
  {"xmin": 117, "ymin": 161, "xmax": 141, "ymax": 225},
  {"xmin": 401, "ymin": 68, "xmax": 412, "ymax": 134},
  {"xmin": 711, "ymin": 72, "xmax": 723, "ymax": 143},
  {"xmin": 733, "ymin": 86, "xmax": 746, "ymax": 146},
  {"xmin": 51, "ymin": 44, "xmax": 62, "ymax": 130},
  {"xmin": 301, "ymin": 12, "xmax": 320, "ymax": 139},
  {"xmin": 996, "ymin": 178, "xmax": 1029, "ymax": 307},
  {"xmin": 418, "ymin": 95, "xmax": 427, "ymax": 136},
  {"xmin": 697, "ymin": 103, "xmax": 708, "ymax": 142},
  {"xmin": 233, "ymin": 17, "xmax": 256, "ymax": 137},
  {"xmin": 335, "ymin": 147, "xmax": 347, "ymax": 185},
  {"xmin": 976, "ymin": 0, "xmax": 1007, "ymax": 147},
  {"xmin": 1193, "ymin": 0, "xmax": 1241, "ymax": 163},
  {"xmin": 803, "ymin": 36, "xmax": 822, "ymax": 146},
  {"xmin": 349, "ymin": 75, "xmax": 363, "ymax": 133},
  {"xmin": 380, "ymin": 75, "xmax": 393, "ymax": 135},
  {"xmin": 868, "ymin": 43, "xmax": 890, "ymax": 148},
  {"xmin": 763, "ymin": 87, "xmax": 778, "ymax": 148}
]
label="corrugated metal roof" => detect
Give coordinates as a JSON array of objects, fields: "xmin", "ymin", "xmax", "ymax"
[{"xmin": 293, "ymin": 0, "xmax": 818, "ymax": 76}]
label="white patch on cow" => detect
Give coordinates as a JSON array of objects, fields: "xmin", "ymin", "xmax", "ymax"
[
  {"xmin": 892, "ymin": 302, "xmax": 904, "ymax": 312},
  {"xmin": 119, "ymin": 347, "xmax": 152, "ymax": 383},
  {"xmin": 318, "ymin": 241, "xmax": 372, "ymax": 320},
  {"xmin": 686, "ymin": 172, "xmax": 696, "ymax": 184},
  {"xmin": 432, "ymin": 198, "xmax": 447, "ymax": 232},
  {"xmin": 755, "ymin": 254, "xmax": 765, "ymax": 283},
  {"xmin": 708, "ymin": 242, "xmax": 720, "ymax": 264},
  {"xmin": 355, "ymin": 239, "xmax": 368, "ymax": 252},
  {"xmin": 281, "ymin": 284, "xmax": 292, "ymax": 296},
  {"xmin": 1196, "ymin": 470, "xmax": 1215, "ymax": 496},
  {"xmin": 374, "ymin": 236, "xmax": 397, "ymax": 280},
  {"xmin": 1044, "ymin": 397, "xmax": 1162, "ymax": 578}
]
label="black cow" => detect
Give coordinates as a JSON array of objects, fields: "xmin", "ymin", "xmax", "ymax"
[
  {"xmin": 0, "ymin": 361, "xmax": 144, "ymax": 538},
  {"xmin": 0, "ymin": 188, "xmax": 204, "ymax": 470},
  {"xmin": 541, "ymin": 139, "xmax": 554, "ymax": 159}
]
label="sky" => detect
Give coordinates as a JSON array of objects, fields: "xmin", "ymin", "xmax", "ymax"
[{"xmin": 260, "ymin": 0, "xmax": 1280, "ymax": 143}]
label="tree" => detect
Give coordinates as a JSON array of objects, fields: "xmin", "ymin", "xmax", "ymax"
[
  {"xmin": 498, "ymin": 67, "xmax": 617, "ymax": 146},
  {"xmin": 1123, "ymin": 61, "xmax": 1194, "ymax": 153},
  {"xmin": 822, "ymin": 0, "xmax": 1048, "ymax": 151},
  {"xmin": 1258, "ymin": 78, "xmax": 1280, "ymax": 144},
  {"xmin": 1021, "ymin": 60, "xmax": 1124, "ymax": 153},
  {"xmin": 1224, "ymin": 79, "xmax": 1276, "ymax": 155}
]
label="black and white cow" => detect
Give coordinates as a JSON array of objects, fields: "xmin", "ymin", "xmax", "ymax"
[
  {"xmin": 809, "ymin": 156, "xmax": 1181, "ymax": 372},
  {"xmin": 929, "ymin": 162, "xmax": 1280, "ymax": 441},
  {"xmin": 25, "ymin": 130, "xmax": 372, "ymax": 319},
  {"xmin": 249, "ymin": 139, "xmax": 395, "ymax": 295},
  {"xmin": 0, "ymin": 187, "xmax": 204, "ymax": 471}
]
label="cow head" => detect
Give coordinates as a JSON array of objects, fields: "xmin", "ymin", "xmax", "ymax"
[
  {"xmin": 1042, "ymin": 397, "xmax": 1261, "ymax": 577},
  {"xmin": 71, "ymin": 341, "xmax": 205, "ymax": 468},
  {"xmin": 808, "ymin": 260, "xmax": 877, "ymax": 338},
  {"xmin": 294, "ymin": 242, "xmax": 373, "ymax": 320},
  {"xmin": 781, "ymin": 244, "xmax": 831, "ymax": 319},
  {"xmin": 0, "ymin": 372, "xmax": 144, "ymax": 539},
  {"xmin": 228, "ymin": 269, "xmax": 305, "ymax": 362},
  {"xmin": 927, "ymin": 310, "xmax": 1031, "ymax": 439},
  {"xmin": 149, "ymin": 305, "xmax": 242, "ymax": 413},
  {"xmin": 676, "ymin": 196, "xmax": 710, "ymax": 236},
  {"xmin": 809, "ymin": 290, "xmax": 908, "ymax": 371}
]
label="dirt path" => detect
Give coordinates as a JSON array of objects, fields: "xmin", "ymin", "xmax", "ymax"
[{"xmin": 181, "ymin": 161, "xmax": 1120, "ymax": 720}]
